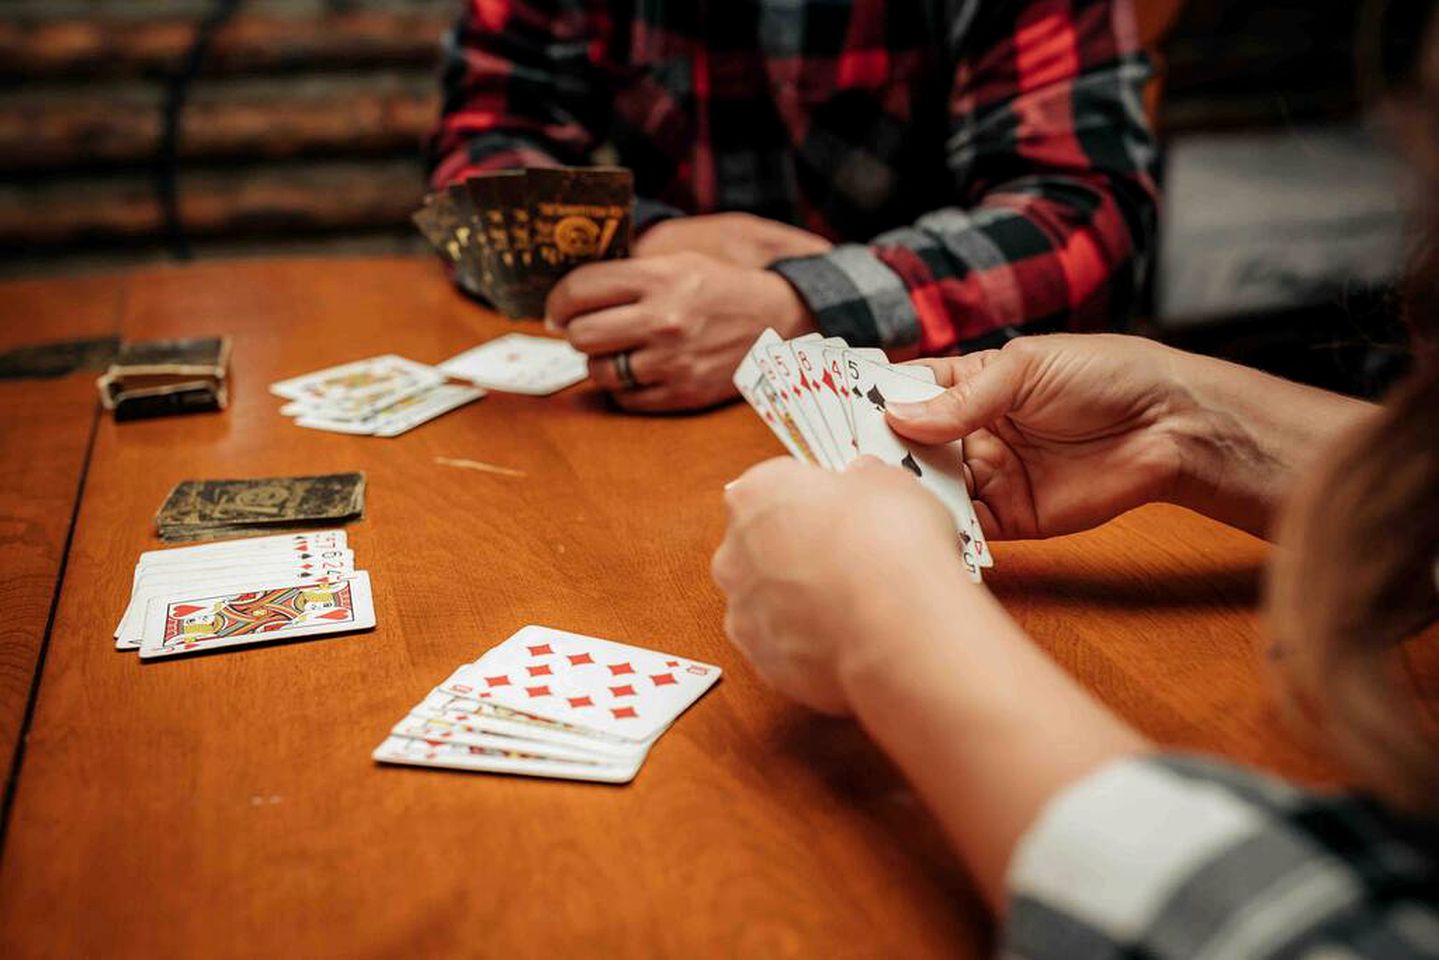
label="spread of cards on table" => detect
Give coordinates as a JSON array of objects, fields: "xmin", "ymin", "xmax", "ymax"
[
  {"xmin": 271, "ymin": 337, "xmax": 589, "ymax": 435},
  {"xmin": 272, "ymin": 353, "xmax": 484, "ymax": 437},
  {"xmin": 373, "ymin": 625, "xmax": 721, "ymax": 783},
  {"xmin": 735, "ymin": 329, "xmax": 993, "ymax": 581},
  {"xmin": 113, "ymin": 528, "xmax": 375, "ymax": 660},
  {"xmin": 412, "ymin": 166, "xmax": 634, "ymax": 319}
]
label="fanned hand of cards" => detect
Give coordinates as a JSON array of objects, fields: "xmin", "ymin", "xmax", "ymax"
[
  {"xmin": 413, "ymin": 167, "xmax": 634, "ymax": 320},
  {"xmin": 374, "ymin": 625, "xmax": 722, "ymax": 784},
  {"xmin": 112, "ymin": 529, "xmax": 375, "ymax": 660},
  {"xmin": 734, "ymin": 330, "xmax": 994, "ymax": 581},
  {"xmin": 271, "ymin": 354, "xmax": 484, "ymax": 437},
  {"xmin": 154, "ymin": 472, "xmax": 366, "ymax": 543}
]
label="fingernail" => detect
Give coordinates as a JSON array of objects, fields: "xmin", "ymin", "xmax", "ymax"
[
  {"xmin": 723, "ymin": 479, "xmax": 741, "ymax": 491},
  {"xmin": 543, "ymin": 316, "xmax": 558, "ymax": 333},
  {"xmin": 886, "ymin": 401, "xmax": 926, "ymax": 420}
]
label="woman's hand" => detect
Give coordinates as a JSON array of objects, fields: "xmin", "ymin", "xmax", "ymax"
[
  {"xmin": 711, "ymin": 455, "xmax": 970, "ymax": 714},
  {"xmin": 887, "ymin": 334, "xmax": 1195, "ymax": 540},
  {"xmin": 888, "ymin": 333, "xmax": 1377, "ymax": 540},
  {"xmin": 712, "ymin": 452, "xmax": 1148, "ymax": 909}
]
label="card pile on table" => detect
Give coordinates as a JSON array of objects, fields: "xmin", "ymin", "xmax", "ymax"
[
  {"xmin": 113, "ymin": 529, "xmax": 375, "ymax": 660},
  {"xmin": 734, "ymin": 329, "xmax": 994, "ymax": 581},
  {"xmin": 96, "ymin": 335, "xmax": 231, "ymax": 421},
  {"xmin": 373, "ymin": 625, "xmax": 722, "ymax": 783},
  {"xmin": 271, "ymin": 354, "xmax": 485, "ymax": 437},
  {"xmin": 413, "ymin": 166, "xmax": 634, "ymax": 319},
  {"xmin": 154, "ymin": 472, "xmax": 366, "ymax": 543}
]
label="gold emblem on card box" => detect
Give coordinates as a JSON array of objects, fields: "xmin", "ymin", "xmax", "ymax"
[{"xmin": 554, "ymin": 216, "xmax": 603, "ymax": 257}]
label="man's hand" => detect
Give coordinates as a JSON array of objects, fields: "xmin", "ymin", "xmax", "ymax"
[
  {"xmin": 546, "ymin": 252, "xmax": 816, "ymax": 412},
  {"xmin": 633, "ymin": 213, "xmax": 833, "ymax": 269}
]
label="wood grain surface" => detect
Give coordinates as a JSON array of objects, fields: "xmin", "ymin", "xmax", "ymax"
[
  {"xmin": 0, "ymin": 273, "xmax": 121, "ymax": 794},
  {"xmin": 0, "ymin": 257, "xmax": 1345, "ymax": 959}
]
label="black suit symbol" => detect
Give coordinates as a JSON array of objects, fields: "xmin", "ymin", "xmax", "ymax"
[
  {"xmin": 900, "ymin": 452, "xmax": 922, "ymax": 477},
  {"xmin": 866, "ymin": 385, "xmax": 887, "ymax": 411}
]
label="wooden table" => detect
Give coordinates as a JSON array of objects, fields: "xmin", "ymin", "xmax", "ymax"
[
  {"xmin": 0, "ymin": 274, "xmax": 123, "ymax": 784},
  {"xmin": 0, "ymin": 257, "xmax": 1346, "ymax": 959}
]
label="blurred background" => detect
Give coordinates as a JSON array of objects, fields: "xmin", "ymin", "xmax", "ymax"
[{"xmin": 0, "ymin": 0, "xmax": 1412, "ymax": 395}]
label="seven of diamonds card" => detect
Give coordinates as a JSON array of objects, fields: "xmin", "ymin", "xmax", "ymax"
[{"xmin": 441, "ymin": 626, "xmax": 722, "ymax": 742}]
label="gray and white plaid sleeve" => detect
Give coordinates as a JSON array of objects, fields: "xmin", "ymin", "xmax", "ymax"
[{"xmin": 1001, "ymin": 755, "xmax": 1439, "ymax": 960}]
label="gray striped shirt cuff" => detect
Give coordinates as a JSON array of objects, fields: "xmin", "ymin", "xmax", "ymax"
[
  {"xmin": 1001, "ymin": 755, "xmax": 1439, "ymax": 959},
  {"xmin": 770, "ymin": 244, "xmax": 920, "ymax": 351}
]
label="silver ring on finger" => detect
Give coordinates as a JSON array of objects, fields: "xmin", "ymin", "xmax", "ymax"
[{"xmin": 613, "ymin": 351, "xmax": 640, "ymax": 391}]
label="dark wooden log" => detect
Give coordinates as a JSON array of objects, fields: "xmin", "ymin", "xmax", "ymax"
[
  {"xmin": 0, "ymin": 76, "xmax": 439, "ymax": 171},
  {"xmin": 0, "ymin": 10, "xmax": 452, "ymax": 80},
  {"xmin": 0, "ymin": 160, "xmax": 428, "ymax": 246}
]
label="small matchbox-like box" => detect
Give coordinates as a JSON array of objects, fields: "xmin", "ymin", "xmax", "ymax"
[{"xmin": 97, "ymin": 336, "xmax": 232, "ymax": 421}]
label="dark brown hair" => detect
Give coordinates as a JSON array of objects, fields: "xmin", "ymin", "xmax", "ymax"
[{"xmin": 1267, "ymin": 0, "xmax": 1439, "ymax": 812}]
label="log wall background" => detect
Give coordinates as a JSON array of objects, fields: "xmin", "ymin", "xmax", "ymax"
[{"xmin": 0, "ymin": 0, "xmax": 1364, "ymax": 280}]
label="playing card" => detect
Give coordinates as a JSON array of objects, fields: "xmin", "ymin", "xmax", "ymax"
[
  {"xmin": 844, "ymin": 356, "xmax": 988, "ymax": 577},
  {"xmin": 291, "ymin": 383, "xmax": 485, "ymax": 437},
  {"xmin": 269, "ymin": 355, "xmax": 445, "ymax": 418},
  {"xmin": 134, "ymin": 545, "xmax": 352, "ymax": 586},
  {"xmin": 764, "ymin": 339, "xmax": 844, "ymax": 468},
  {"xmin": 135, "ymin": 530, "xmax": 348, "ymax": 571},
  {"xmin": 439, "ymin": 334, "xmax": 588, "ymax": 396},
  {"xmin": 464, "ymin": 171, "xmax": 529, "ymax": 317},
  {"xmin": 410, "ymin": 196, "xmax": 452, "ymax": 261},
  {"xmin": 372, "ymin": 735, "xmax": 642, "ymax": 784},
  {"xmin": 744, "ymin": 329, "xmax": 821, "ymax": 464},
  {"xmin": 372, "ymin": 383, "xmax": 485, "ymax": 437},
  {"xmin": 425, "ymin": 189, "xmax": 465, "ymax": 267},
  {"xmin": 154, "ymin": 473, "xmax": 365, "ymax": 531},
  {"xmin": 792, "ymin": 337, "xmax": 857, "ymax": 466},
  {"xmin": 390, "ymin": 715, "xmax": 636, "ymax": 766},
  {"xmin": 440, "ymin": 625, "xmax": 721, "ymax": 743},
  {"xmin": 526, "ymin": 166, "xmax": 634, "ymax": 310},
  {"xmin": 732, "ymin": 336, "xmax": 811, "ymax": 462},
  {"xmin": 292, "ymin": 415, "xmax": 377, "ymax": 435},
  {"xmin": 443, "ymin": 182, "xmax": 488, "ymax": 296},
  {"xmin": 116, "ymin": 550, "xmax": 357, "ymax": 648},
  {"xmin": 157, "ymin": 524, "xmax": 351, "ymax": 545},
  {"xmin": 423, "ymin": 168, "xmax": 638, "ymax": 320},
  {"xmin": 137, "ymin": 572, "xmax": 375, "ymax": 660},
  {"xmin": 411, "ymin": 685, "xmax": 653, "ymax": 762}
]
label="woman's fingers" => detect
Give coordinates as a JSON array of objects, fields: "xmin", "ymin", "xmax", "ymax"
[{"xmin": 886, "ymin": 349, "xmax": 1022, "ymax": 444}]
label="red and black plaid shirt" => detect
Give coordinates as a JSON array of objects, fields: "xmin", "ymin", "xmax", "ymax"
[{"xmin": 431, "ymin": 0, "xmax": 1158, "ymax": 355}]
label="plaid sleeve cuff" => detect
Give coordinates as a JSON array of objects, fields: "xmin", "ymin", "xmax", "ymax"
[
  {"xmin": 770, "ymin": 245, "xmax": 921, "ymax": 352},
  {"xmin": 999, "ymin": 754, "xmax": 1431, "ymax": 960},
  {"xmin": 635, "ymin": 198, "xmax": 687, "ymax": 233}
]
